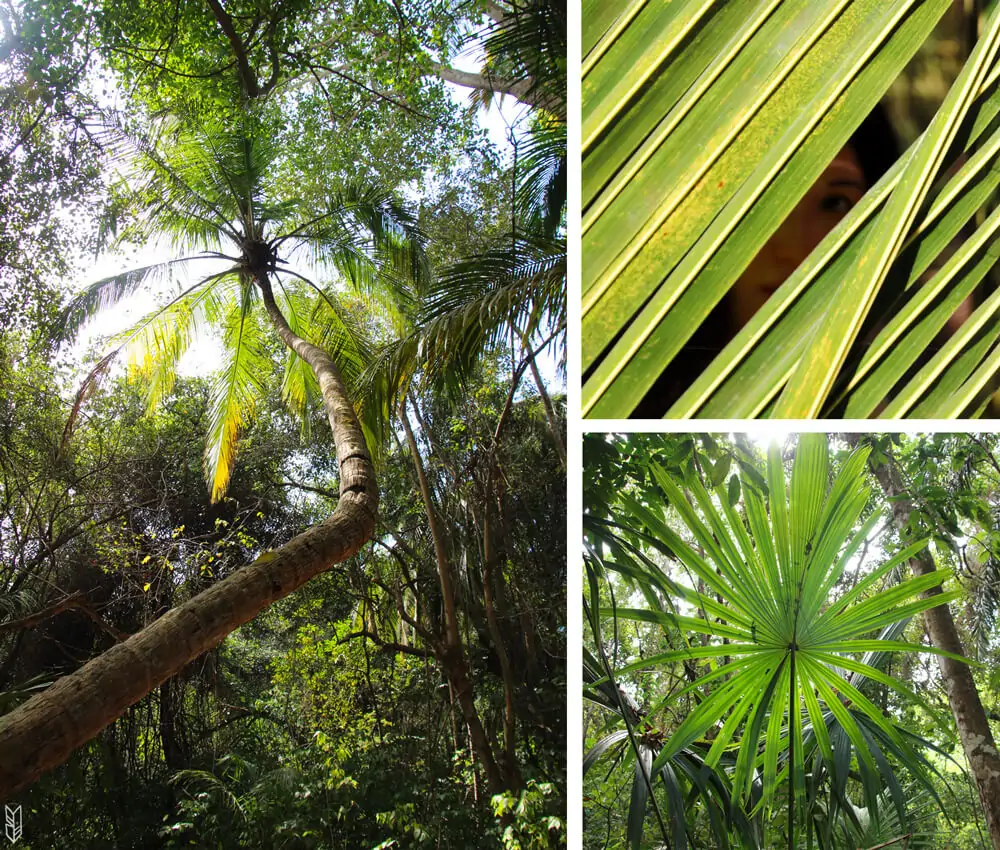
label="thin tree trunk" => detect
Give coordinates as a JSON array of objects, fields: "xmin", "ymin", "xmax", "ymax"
[
  {"xmin": 483, "ymin": 501, "xmax": 522, "ymax": 790},
  {"xmin": 398, "ymin": 400, "xmax": 507, "ymax": 795},
  {"xmin": 527, "ymin": 352, "xmax": 566, "ymax": 469},
  {"xmin": 399, "ymin": 401, "xmax": 461, "ymax": 650},
  {"xmin": 0, "ymin": 277, "xmax": 377, "ymax": 800},
  {"xmin": 863, "ymin": 444, "xmax": 1000, "ymax": 849}
]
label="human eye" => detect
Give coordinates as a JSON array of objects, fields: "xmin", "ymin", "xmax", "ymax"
[{"xmin": 819, "ymin": 193, "xmax": 854, "ymax": 214}]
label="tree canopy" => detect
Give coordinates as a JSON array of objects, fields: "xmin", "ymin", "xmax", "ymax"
[{"xmin": 0, "ymin": 0, "xmax": 566, "ymax": 846}]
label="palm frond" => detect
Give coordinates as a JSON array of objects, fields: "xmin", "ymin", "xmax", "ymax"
[
  {"xmin": 357, "ymin": 232, "xmax": 565, "ymax": 425},
  {"xmin": 425, "ymin": 233, "xmax": 565, "ymax": 349},
  {"xmin": 61, "ymin": 258, "xmax": 201, "ymax": 341},
  {"xmin": 203, "ymin": 283, "xmax": 269, "ymax": 503},
  {"xmin": 120, "ymin": 274, "xmax": 237, "ymax": 413},
  {"xmin": 480, "ymin": 0, "xmax": 566, "ymax": 119},
  {"xmin": 582, "ymin": 0, "xmax": 1000, "ymax": 418},
  {"xmin": 515, "ymin": 117, "xmax": 567, "ymax": 237},
  {"xmin": 96, "ymin": 109, "xmax": 245, "ymax": 249},
  {"xmin": 588, "ymin": 434, "xmax": 966, "ymax": 831},
  {"xmin": 282, "ymin": 183, "xmax": 428, "ymax": 327}
]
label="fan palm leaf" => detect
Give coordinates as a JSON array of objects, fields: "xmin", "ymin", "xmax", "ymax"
[
  {"xmin": 585, "ymin": 434, "xmax": 970, "ymax": 846},
  {"xmin": 583, "ymin": 0, "xmax": 1000, "ymax": 418}
]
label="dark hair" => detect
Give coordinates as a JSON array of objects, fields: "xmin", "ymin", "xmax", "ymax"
[
  {"xmin": 848, "ymin": 101, "xmax": 901, "ymax": 188},
  {"xmin": 631, "ymin": 102, "xmax": 900, "ymax": 418}
]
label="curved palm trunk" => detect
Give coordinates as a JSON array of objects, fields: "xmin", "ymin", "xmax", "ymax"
[{"xmin": 0, "ymin": 276, "xmax": 377, "ymax": 800}]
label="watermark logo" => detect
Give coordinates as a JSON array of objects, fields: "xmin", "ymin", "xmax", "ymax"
[{"xmin": 4, "ymin": 805, "xmax": 20, "ymax": 844}]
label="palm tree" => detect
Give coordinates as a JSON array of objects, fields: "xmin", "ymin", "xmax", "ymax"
[
  {"xmin": 584, "ymin": 434, "xmax": 967, "ymax": 848},
  {"xmin": 583, "ymin": 0, "xmax": 1000, "ymax": 418},
  {"xmin": 367, "ymin": 0, "xmax": 568, "ymax": 462},
  {"xmin": 0, "ymin": 106, "xmax": 425, "ymax": 798}
]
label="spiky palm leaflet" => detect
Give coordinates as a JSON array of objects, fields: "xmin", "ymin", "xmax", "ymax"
[{"xmin": 583, "ymin": 0, "xmax": 1000, "ymax": 418}]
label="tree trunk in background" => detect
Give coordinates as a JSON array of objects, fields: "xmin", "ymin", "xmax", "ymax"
[
  {"xmin": 527, "ymin": 353, "xmax": 566, "ymax": 470},
  {"xmin": 483, "ymin": 502, "xmax": 523, "ymax": 790},
  {"xmin": 0, "ymin": 280, "xmax": 378, "ymax": 801},
  {"xmin": 862, "ymin": 442, "xmax": 1000, "ymax": 849},
  {"xmin": 399, "ymin": 401, "xmax": 508, "ymax": 796}
]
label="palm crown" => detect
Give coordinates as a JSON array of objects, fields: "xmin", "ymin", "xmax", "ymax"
[{"xmin": 63, "ymin": 108, "xmax": 426, "ymax": 501}]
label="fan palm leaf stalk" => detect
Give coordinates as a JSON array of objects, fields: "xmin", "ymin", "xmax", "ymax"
[
  {"xmin": 0, "ymin": 107, "xmax": 424, "ymax": 796},
  {"xmin": 586, "ymin": 434, "xmax": 970, "ymax": 847},
  {"xmin": 583, "ymin": 0, "xmax": 1000, "ymax": 418}
]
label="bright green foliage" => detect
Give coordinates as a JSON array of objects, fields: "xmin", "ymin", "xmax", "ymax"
[
  {"xmin": 0, "ymin": 1, "xmax": 565, "ymax": 845},
  {"xmin": 583, "ymin": 0, "xmax": 1000, "ymax": 418},
  {"xmin": 62, "ymin": 106, "xmax": 425, "ymax": 501},
  {"xmin": 493, "ymin": 781, "xmax": 566, "ymax": 850},
  {"xmin": 584, "ymin": 434, "xmax": 972, "ymax": 848}
]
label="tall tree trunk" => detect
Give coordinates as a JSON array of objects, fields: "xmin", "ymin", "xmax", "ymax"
[
  {"xmin": 483, "ymin": 500, "xmax": 523, "ymax": 790},
  {"xmin": 527, "ymin": 351, "xmax": 566, "ymax": 470},
  {"xmin": 398, "ymin": 400, "xmax": 507, "ymax": 795},
  {"xmin": 0, "ymin": 276, "xmax": 377, "ymax": 800},
  {"xmin": 862, "ymin": 442, "xmax": 1000, "ymax": 849}
]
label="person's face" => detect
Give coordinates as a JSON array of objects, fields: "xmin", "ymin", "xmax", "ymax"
[{"xmin": 729, "ymin": 145, "xmax": 867, "ymax": 330}]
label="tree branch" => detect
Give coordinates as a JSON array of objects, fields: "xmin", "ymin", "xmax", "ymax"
[
  {"xmin": 337, "ymin": 629, "xmax": 434, "ymax": 658},
  {"xmin": 203, "ymin": 0, "xmax": 259, "ymax": 97},
  {"xmin": 429, "ymin": 60, "xmax": 543, "ymax": 110},
  {"xmin": 0, "ymin": 592, "xmax": 85, "ymax": 635}
]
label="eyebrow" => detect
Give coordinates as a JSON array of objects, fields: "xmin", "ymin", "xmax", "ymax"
[{"xmin": 828, "ymin": 178, "xmax": 866, "ymax": 189}]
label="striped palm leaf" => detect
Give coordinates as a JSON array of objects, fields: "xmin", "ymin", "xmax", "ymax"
[{"xmin": 583, "ymin": 0, "xmax": 1000, "ymax": 418}]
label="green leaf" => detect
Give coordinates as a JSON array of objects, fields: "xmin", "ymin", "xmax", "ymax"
[
  {"xmin": 595, "ymin": 433, "xmax": 954, "ymax": 828},
  {"xmin": 583, "ymin": 0, "xmax": 1000, "ymax": 418},
  {"xmin": 727, "ymin": 473, "xmax": 741, "ymax": 507}
]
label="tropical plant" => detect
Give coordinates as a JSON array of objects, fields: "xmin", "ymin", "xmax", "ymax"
[
  {"xmin": 582, "ymin": 0, "xmax": 1000, "ymax": 418},
  {"xmin": 65, "ymin": 107, "xmax": 425, "ymax": 487},
  {"xmin": 366, "ymin": 0, "xmax": 567, "ymax": 450},
  {"xmin": 583, "ymin": 434, "xmax": 969, "ymax": 848},
  {"xmin": 0, "ymin": 103, "xmax": 425, "ymax": 797},
  {"xmin": 583, "ymin": 646, "xmax": 760, "ymax": 849}
]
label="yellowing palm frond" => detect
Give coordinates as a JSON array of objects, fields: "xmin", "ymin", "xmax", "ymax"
[{"xmin": 203, "ymin": 284, "xmax": 270, "ymax": 503}]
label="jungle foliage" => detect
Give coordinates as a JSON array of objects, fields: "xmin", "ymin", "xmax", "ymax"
[
  {"xmin": 0, "ymin": 0, "xmax": 566, "ymax": 846},
  {"xmin": 584, "ymin": 433, "xmax": 1000, "ymax": 849}
]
